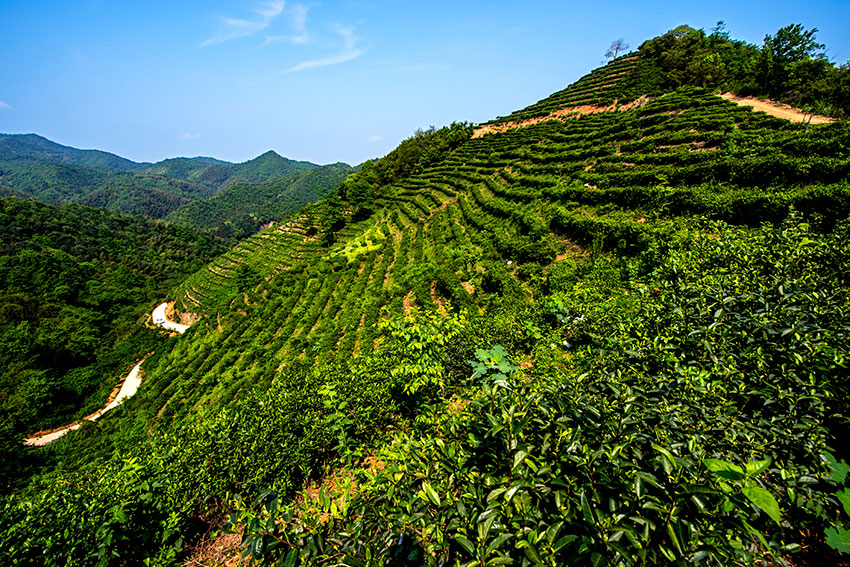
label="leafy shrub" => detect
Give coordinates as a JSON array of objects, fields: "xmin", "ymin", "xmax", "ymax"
[{"xmin": 235, "ymin": 215, "xmax": 850, "ymax": 566}]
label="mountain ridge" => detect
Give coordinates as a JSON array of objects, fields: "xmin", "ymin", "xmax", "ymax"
[
  {"xmin": 0, "ymin": 133, "xmax": 143, "ymax": 171},
  {"xmin": 0, "ymin": 133, "xmax": 351, "ymax": 221}
]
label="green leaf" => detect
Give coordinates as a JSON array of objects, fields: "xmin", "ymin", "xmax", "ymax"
[
  {"xmin": 837, "ymin": 489, "xmax": 850, "ymax": 517},
  {"xmin": 606, "ymin": 540, "xmax": 633, "ymax": 563},
  {"xmin": 826, "ymin": 453, "xmax": 850, "ymax": 484},
  {"xmin": 422, "ymin": 482, "xmax": 441, "ymax": 506},
  {"xmin": 552, "ymin": 534, "xmax": 578, "ymax": 553},
  {"xmin": 505, "ymin": 484, "xmax": 522, "ymax": 504},
  {"xmin": 742, "ymin": 485, "xmax": 781, "ymax": 525},
  {"xmin": 486, "ymin": 533, "xmax": 513, "ymax": 556},
  {"xmin": 513, "ymin": 450, "xmax": 529, "ymax": 470},
  {"xmin": 745, "ymin": 459, "xmax": 771, "ymax": 477},
  {"xmin": 478, "ymin": 513, "xmax": 496, "ymax": 542},
  {"xmin": 634, "ymin": 471, "xmax": 663, "ymax": 490},
  {"xmin": 703, "ymin": 458, "xmax": 745, "ymax": 481},
  {"xmin": 666, "ymin": 523, "xmax": 683, "ymax": 555},
  {"xmin": 455, "ymin": 535, "xmax": 476, "ymax": 555},
  {"xmin": 486, "ymin": 487, "xmax": 507, "ymax": 503},
  {"xmin": 825, "ymin": 526, "xmax": 850, "ymax": 553},
  {"xmin": 522, "ymin": 541, "xmax": 543, "ymax": 564},
  {"xmin": 251, "ymin": 536, "xmax": 265, "ymax": 558},
  {"xmin": 653, "ymin": 444, "xmax": 677, "ymax": 476},
  {"xmin": 581, "ymin": 491, "xmax": 595, "ymax": 524}
]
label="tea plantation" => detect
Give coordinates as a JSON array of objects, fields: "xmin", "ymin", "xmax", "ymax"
[{"xmin": 2, "ymin": 24, "xmax": 850, "ymax": 567}]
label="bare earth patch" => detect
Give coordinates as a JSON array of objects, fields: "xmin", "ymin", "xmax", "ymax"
[
  {"xmin": 473, "ymin": 96, "xmax": 650, "ymax": 138},
  {"xmin": 718, "ymin": 93, "xmax": 835, "ymax": 124},
  {"xmin": 183, "ymin": 529, "xmax": 243, "ymax": 567},
  {"xmin": 403, "ymin": 290, "xmax": 415, "ymax": 314}
]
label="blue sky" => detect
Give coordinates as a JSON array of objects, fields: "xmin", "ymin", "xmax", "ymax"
[{"xmin": 1, "ymin": 0, "xmax": 849, "ymax": 166}]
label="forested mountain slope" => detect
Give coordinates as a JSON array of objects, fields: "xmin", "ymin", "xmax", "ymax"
[
  {"xmin": 133, "ymin": 150, "xmax": 317, "ymax": 191},
  {"xmin": 0, "ymin": 198, "xmax": 228, "ymax": 488},
  {"xmin": 0, "ymin": 133, "xmax": 141, "ymax": 171},
  {"xmin": 0, "ymin": 135, "xmax": 335, "ymax": 220},
  {"xmin": 3, "ymin": 23, "xmax": 850, "ymax": 567},
  {"xmin": 164, "ymin": 162, "xmax": 355, "ymax": 240}
]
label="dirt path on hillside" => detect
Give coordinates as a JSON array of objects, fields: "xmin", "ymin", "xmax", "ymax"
[
  {"xmin": 24, "ymin": 302, "xmax": 194, "ymax": 447},
  {"xmin": 718, "ymin": 93, "xmax": 835, "ymax": 124},
  {"xmin": 24, "ymin": 358, "xmax": 148, "ymax": 447},
  {"xmin": 472, "ymin": 97, "xmax": 650, "ymax": 138},
  {"xmin": 153, "ymin": 301, "xmax": 191, "ymax": 333},
  {"xmin": 474, "ymin": 93, "xmax": 835, "ymax": 139}
]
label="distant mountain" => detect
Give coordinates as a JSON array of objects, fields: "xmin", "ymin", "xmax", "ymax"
[
  {"xmin": 134, "ymin": 156, "xmax": 224, "ymax": 180},
  {"xmin": 0, "ymin": 183, "xmax": 31, "ymax": 200},
  {"xmin": 0, "ymin": 161, "xmax": 108, "ymax": 203},
  {"xmin": 0, "ymin": 134, "xmax": 338, "ymax": 220},
  {"xmin": 165, "ymin": 162, "xmax": 355, "ymax": 239},
  {"xmin": 78, "ymin": 175, "xmax": 214, "ymax": 219},
  {"xmin": 135, "ymin": 150, "xmax": 316, "ymax": 191},
  {"xmin": 0, "ymin": 133, "xmax": 141, "ymax": 171}
]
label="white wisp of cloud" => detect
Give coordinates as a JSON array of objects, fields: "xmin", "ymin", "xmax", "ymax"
[
  {"xmin": 284, "ymin": 24, "xmax": 364, "ymax": 73},
  {"xmin": 264, "ymin": 2, "xmax": 309, "ymax": 45},
  {"xmin": 202, "ymin": 0, "xmax": 286, "ymax": 46}
]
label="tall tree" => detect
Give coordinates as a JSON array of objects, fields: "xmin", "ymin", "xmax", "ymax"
[{"xmin": 758, "ymin": 24, "xmax": 825, "ymax": 97}]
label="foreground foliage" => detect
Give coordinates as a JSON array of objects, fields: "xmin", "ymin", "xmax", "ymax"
[{"xmin": 236, "ymin": 217, "xmax": 850, "ymax": 566}]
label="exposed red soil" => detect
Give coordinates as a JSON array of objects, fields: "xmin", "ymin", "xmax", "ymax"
[
  {"xmin": 472, "ymin": 96, "xmax": 650, "ymax": 138},
  {"xmin": 719, "ymin": 92, "xmax": 835, "ymax": 124}
]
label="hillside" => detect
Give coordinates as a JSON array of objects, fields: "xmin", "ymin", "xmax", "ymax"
[
  {"xmin": 0, "ymin": 198, "xmax": 228, "ymax": 488},
  {"xmin": 164, "ymin": 162, "xmax": 355, "ymax": 239},
  {"xmin": 2, "ymin": 23, "xmax": 850, "ymax": 567},
  {"xmin": 0, "ymin": 133, "xmax": 140, "ymax": 171},
  {"xmin": 0, "ymin": 135, "xmax": 332, "ymax": 219},
  {"xmin": 134, "ymin": 150, "xmax": 317, "ymax": 191}
]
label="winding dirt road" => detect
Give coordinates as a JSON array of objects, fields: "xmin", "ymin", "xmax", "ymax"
[
  {"xmin": 24, "ymin": 302, "xmax": 192, "ymax": 447},
  {"xmin": 719, "ymin": 93, "xmax": 835, "ymax": 124},
  {"xmin": 24, "ymin": 359, "xmax": 147, "ymax": 447},
  {"xmin": 153, "ymin": 302, "xmax": 190, "ymax": 334}
]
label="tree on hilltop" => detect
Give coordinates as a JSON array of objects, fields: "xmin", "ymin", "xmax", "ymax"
[
  {"xmin": 605, "ymin": 39, "xmax": 629, "ymax": 60},
  {"xmin": 757, "ymin": 23, "xmax": 826, "ymax": 97}
]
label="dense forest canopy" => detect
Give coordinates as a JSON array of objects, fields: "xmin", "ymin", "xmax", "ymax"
[
  {"xmin": 0, "ymin": 198, "xmax": 227, "ymax": 490},
  {"xmin": 638, "ymin": 22, "xmax": 850, "ymax": 114},
  {"xmin": 165, "ymin": 163, "xmax": 354, "ymax": 240},
  {"xmin": 2, "ymin": 23, "xmax": 850, "ymax": 567}
]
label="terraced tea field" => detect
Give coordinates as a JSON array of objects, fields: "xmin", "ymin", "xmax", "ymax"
[{"xmin": 143, "ymin": 73, "xmax": 848, "ymax": 423}]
